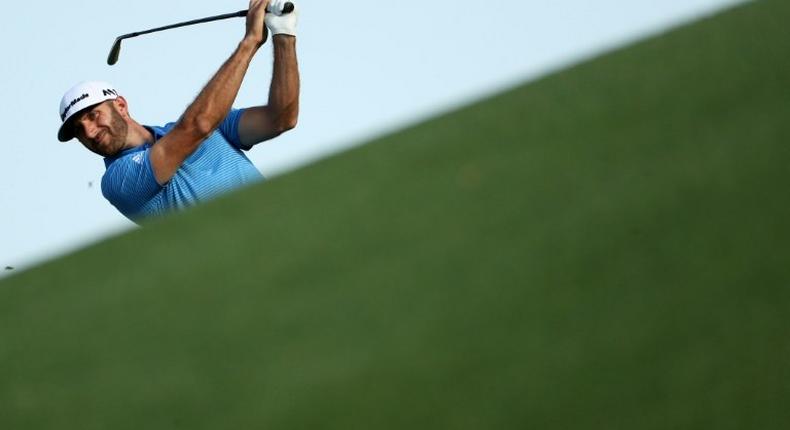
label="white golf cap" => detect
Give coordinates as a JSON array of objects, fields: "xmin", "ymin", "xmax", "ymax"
[{"xmin": 58, "ymin": 81, "xmax": 120, "ymax": 142}]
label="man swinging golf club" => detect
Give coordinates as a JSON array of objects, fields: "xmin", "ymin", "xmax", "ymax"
[{"xmin": 57, "ymin": 0, "xmax": 299, "ymax": 223}]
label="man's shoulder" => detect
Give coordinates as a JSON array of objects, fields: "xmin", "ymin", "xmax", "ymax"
[
  {"xmin": 147, "ymin": 122, "xmax": 177, "ymax": 138},
  {"xmin": 146, "ymin": 109, "xmax": 244, "ymax": 142}
]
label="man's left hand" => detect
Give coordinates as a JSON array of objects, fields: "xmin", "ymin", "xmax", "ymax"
[{"xmin": 266, "ymin": 0, "xmax": 298, "ymax": 37}]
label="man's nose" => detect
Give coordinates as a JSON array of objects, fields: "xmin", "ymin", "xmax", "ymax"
[{"xmin": 81, "ymin": 120, "xmax": 99, "ymax": 139}]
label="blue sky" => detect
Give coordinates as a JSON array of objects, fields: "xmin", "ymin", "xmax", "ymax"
[{"xmin": 0, "ymin": 0, "xmax": 745, "ymax": 276}]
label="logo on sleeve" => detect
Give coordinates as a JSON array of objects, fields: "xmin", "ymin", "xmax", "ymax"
[{"xmin": 132, "ymin": 153, "xmax": 144, "ymax": 164}]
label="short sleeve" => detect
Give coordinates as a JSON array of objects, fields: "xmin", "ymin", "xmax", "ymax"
[
  {"xmin": 217, "ymin": 108, "xmax": 248, "ymax": 150},
  {"xmin": 101, "ymin": 149, "xmax": 163, "ymax": 220}
]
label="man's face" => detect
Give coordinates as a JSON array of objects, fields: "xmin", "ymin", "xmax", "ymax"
[{"xmin": 73, "ymin": 100, "xmax": 129, "ymax": 157}]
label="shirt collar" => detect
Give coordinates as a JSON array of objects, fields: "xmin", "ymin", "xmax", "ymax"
[{"xmin": 103, "ymin": 125, "xmax": 165, "ymax": 167}]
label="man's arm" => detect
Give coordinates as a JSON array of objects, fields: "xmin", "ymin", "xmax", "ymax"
[
  {"xmin": 238, "ymin": 35, "xmax": 300, "ymax": 147},
  {"xmin": 238, "ymin": 1, "xmax": 300, "ymax": 148},
  {"xmin": 148, "ymin": 0, "xmax": 270, "ymax": 185}
]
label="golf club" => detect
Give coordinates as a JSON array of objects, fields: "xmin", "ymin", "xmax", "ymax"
[{"xmin": 107, "ymin": 2, "xmax": 295, "ymax": 66}]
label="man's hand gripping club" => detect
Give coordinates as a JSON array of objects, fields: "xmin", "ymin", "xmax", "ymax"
[
  {"xmin": 265, "ymin": 0, "xmax": 299, "ymax": 36},
  {"xmin": 244, "ymin": 0, "xmax": 271, "ymax": 46}
]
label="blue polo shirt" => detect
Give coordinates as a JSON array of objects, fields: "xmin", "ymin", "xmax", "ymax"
[{"xmin": 101, "ymin": 108, "xmax": 264, "ymax": 223}]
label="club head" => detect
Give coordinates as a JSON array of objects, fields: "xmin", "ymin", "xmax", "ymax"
[{"xmin": 107, "ymin": 38, "xmax": 122, "ymax": 66}]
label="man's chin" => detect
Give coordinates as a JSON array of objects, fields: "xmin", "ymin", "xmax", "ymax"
[{"xmin": 92, "ymin": 143, "xmax": 123, "ymax": 158}]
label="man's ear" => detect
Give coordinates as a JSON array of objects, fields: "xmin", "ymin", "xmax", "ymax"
[{"xmin": 113, "ymin": 96, "xmax": 130, "ymax": 118}]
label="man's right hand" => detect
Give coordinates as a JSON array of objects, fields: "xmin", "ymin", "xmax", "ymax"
[{"xmin": 245, "ymin": 0, "xmax": 271, "ymax": 46}]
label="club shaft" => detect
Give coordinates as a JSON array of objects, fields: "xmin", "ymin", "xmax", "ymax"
[
  {"xmin": 108, "ymin": 3, "xmax": 294, "ymax": 65},
  {"xmin": 119, "ymin": 10, "xmax": 246, "ymax": 40},
  {"xmin": 118, "ymin": 3, "xmax": 294, "ymax": 40}
]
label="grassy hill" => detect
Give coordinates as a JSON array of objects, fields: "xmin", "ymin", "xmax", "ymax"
[{"xmin": 3, "ymin": 1, "xmax": 790, "ymax": 428}]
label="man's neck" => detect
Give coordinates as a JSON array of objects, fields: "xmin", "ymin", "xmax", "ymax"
[{"xmin": 124, "ymin": 121, "xmax": 155, "ymax": 149}]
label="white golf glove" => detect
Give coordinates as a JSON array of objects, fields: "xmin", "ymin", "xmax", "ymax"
[{"xmin": 266, "ymin": 0, "xmax": 299, "ymax": 37}]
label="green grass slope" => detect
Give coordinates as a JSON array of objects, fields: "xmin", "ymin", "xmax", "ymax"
[{"xmin": 3, "ymin": 1, "xmax": 790, "ymax": 428}]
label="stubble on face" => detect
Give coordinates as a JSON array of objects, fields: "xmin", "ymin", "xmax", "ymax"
[
  {"xmin": 78, "ymin": 102, "xmax": 130, "ymax": 157},
  {"xmin": 104, "ymin": 105, "xmax": 129, "ymax": 156}
]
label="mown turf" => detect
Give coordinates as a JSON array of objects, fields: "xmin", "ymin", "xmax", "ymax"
[{"xmin": 2, "ymin": 1, "xmax": 790, "ymax": 428}]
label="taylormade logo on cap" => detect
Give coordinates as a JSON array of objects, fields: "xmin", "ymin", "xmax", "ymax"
[
  {"xmin": 61, "ymin": 93, "xmax": 90, "ymax": 121},
  {"xmin": 57, "ymin": 81, "xmax": 120, "ymax": 142}
]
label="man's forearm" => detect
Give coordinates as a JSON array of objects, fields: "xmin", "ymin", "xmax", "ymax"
[{"xmin": 268, "ymin": 35, "xmax": 300, "ymax": 128}]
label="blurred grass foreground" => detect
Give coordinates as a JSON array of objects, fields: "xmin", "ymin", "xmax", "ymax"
[{"xmin": 2, "ymin": 1, "xmax": 790, "ymax": 428}]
